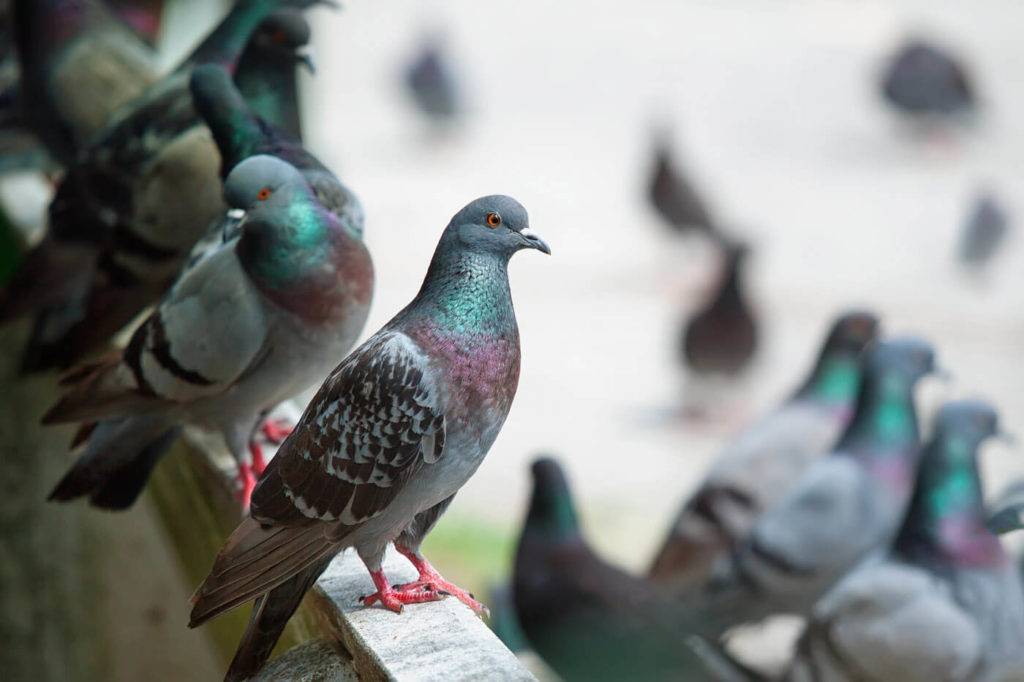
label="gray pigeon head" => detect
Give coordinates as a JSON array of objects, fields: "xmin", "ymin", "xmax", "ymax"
[
  {"xmin": 224, "ymin": 155, "xmax": 307, "ymax": 212},
  {"xmin": 869, "ymin": 336, "xmax": 937, "ymax": 382},
  {"xmin": 933, "ymin": 399, "xmax": 1000, "ymax": 446},
  {"xmin": 441, "ymin": 195, "xmax": 550, "ymax": 259}
]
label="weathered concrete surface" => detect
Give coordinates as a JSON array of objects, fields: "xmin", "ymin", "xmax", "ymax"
[{"xmin": 312, "ymin": 547, "xmax": 536, "ymax": 682}]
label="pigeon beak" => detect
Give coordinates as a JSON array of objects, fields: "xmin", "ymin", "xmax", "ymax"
[
  {"xmin": 519, "ymin": 228, "xmax": 551, "ymax": 255},
  {"xmin": 296, "ymin": 47, "xmax": 316, "ymax": 74},
  {"xmin": 226, "ymin": 208, "xmax": 246, "ymax": 220}
]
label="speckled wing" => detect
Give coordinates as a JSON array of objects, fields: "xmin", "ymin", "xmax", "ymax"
[
  {"xmin": 788, "ymin": 562, "xmax": 981, "ymax": 682},
  {"xmin": 251, "ymin": 331, "xmax": 447, "ymax": 530}
]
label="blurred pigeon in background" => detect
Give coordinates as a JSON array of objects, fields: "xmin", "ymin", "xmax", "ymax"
[
  {"xmin": 786, "ymin": 400, "xmax": 1024, "ymax": 682},
  {"xmin": 234, "ymin": 7, "xmax": 314, "ymax": 141},
  {"xmin": 0, "ymin": 0, "xmax": 326, "ymax": 372},
  {"xmin": 650, "ymin": 310, "xmax": 879, "ymax": 589},
  {"xmin": 957, "ymin": 189, "xmax": 1010, "ymax": 271},
  {"xmin": 681, "ymin": 240, "xmax": 758, "ymax": 383},
  {"xmin": 647, "ymin": 132, "xmax": 716, "ymax": 236},
  {"xmin": 880, "ymin": 37, "xmax": 976, "ymax": 123},
  {"xmin": 11, "ymin": 0, "xmax": 158, "ymax": 166},
  {"xmin": 44, "ymin": 154, "xmax": 372, "ymax": 510},
  {"xmin": 404, "ymin": 35, "xmax": 461, "ymax": 124},
  {"xmin": 686, "ymin": 337, "xmax": 938, "ymax": 637},
  {"xmin": 514, "ymin": 457, "xmax": 728, "ymax": 682},
  {"xmin": 188, "ymin": 196, "xmax": 548, "ymax": 681}
]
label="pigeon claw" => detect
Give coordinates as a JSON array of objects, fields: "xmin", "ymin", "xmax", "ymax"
[
  {"xmin": 261, "ymin": 418, "xmax": 294, "ymax": 444},
  {"xmin": 362, "ymin": 568, "xmax": 442, "ymax": 613},
  {"xmin": 248, "ymin": 441, "xmax": 267, "ymax": 477},
  {"xmin": 394, "ymin": 577, "xmax": 490, "ymax": 617}
]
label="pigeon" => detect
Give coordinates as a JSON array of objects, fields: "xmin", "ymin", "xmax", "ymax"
[
  {"xmin": 43, "ymin": 154, "xmax": 373, "ymax": 511},
  {"xmin": 686, "ymin": 337, "xmax": 938, "ymax": 638},
  {"xmin": 681, "ymin": 240, "xmax": 758, "ymax": 378},
  {"xmin": 11, "ymin": 0, "xmax": 158, "ymax": 165},
  {"xmin": 786, "ymin": 400, "xmax": 1024, "ymax": 682},
  {"xmin": 189, "ymin": 195, "xmax": 549, "ymax": 682},
  {"xmin": 649, "ymin": 310, "xmax": 880, "ymax": 589},
  {"xmin": 404, "ymin": 36, "xmax": 460, "ymax": 123},
  {"xmin": 957, "ymin": 189, "xmax": 1010, "ymax": 270},
  {"xmin": 0, "ymin": 0, "xmax": 324, "ymax": 372},
  {"xmin": 234, "ymin": 7, "xmax": 315, "ymax": 141},
  {"xmin": 647, "ymin": 134, "xmax": 716, "ymax": 235},
  {"xmin": 880, "ymin": 38, "xmax": 975, "ymax": 121},
  {"xmin": 514, "ymin": 458, "xmax": 729, "ymax": 682}
]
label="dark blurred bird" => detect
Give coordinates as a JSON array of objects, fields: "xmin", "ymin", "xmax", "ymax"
[
  {"xmin": 514, "ymin": 458, "xmax": 726, "ymax": 682},
  {"xmin": 12, "ymin": 0, "xmax": 158, "ymax": 166},
  {"xmin": 404, "ymin": 36, "xmax": 460, "ymax": 123},
  {"xmin": 987, "ymin": 479, "xmax": 1024, "ymax": 536},
  {"xmin": 957, "ymin": 189, "xmax": 1010, "ymax": 270},
  {"xmin": 234, "ymin": 7, "xmax": 314, "ymax": 141},
  {"xmin": 44, "ymin": 154, "xmax": 372, "ymax": 512},
  {"xmin": 880, "ymin": 38, "xmax": 975, "ymax": 122},
  {"xmin": 647, "ymin": 135, "xmax": 716, "ymax": 235},
  {"xmin": 685, "ymin": 338, "xmax": 937, "ymax": 638},
  {"xmin": 650, "ymin": 310, "xmax": 880, "ymax": 589},
  {"xmin": 786, "ymin": 400, "xmax": 1024, "ymax": 682},
  {"xmin": 0, "ymin": 0, "xmax": 324, "ymax": 372},
  {"xmin": 682, "ymin": 241, "xmax": 757, "ymax": 378},
  {"xmin": 189, "ymin": 196, "xmax": 548, "ymax": 682}
]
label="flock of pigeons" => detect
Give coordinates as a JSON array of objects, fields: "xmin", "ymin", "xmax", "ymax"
[
  {"xmin": 506, "ymin": 29, "xmax": 1024, "ymax": 682},
  {"xmin": 0, "ymin": 2, "xmax": 1020, "ymax": 682}
]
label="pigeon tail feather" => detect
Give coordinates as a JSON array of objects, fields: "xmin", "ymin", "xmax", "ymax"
[
  {"xmin": 223, "ymin": 556, "xmax": 332, "ymax": 682},
  {"xmin": 190, "ymin": 518, "xmax": 336, "ymax": 628},
  {"xmin": 42, "ymin": 353, "xmax": 158, "ymax": 425}
]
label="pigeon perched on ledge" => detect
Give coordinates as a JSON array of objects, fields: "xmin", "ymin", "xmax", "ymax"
[
  {"xmin": 189, "ymin": 195, "xmax": 549, "ymax": 682},
  {"xmin": 687, "ymin": 337, "xmax": 938, "ymax": 637},
  {"xmin": 786, "ymin": 400, "xmax": 1024, "ymax": 682},
  {"xmin": 650, "ymin": 310, "xmax": 879, "ymax": 589},
  {"xmin": 44, "ymin": 154, "xmax": 373, "ymax": 510},
  {"xmin": 514, "ymin": 457, "xmax": 724, "ymax": 682}
]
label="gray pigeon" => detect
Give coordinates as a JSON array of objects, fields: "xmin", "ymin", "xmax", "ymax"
[
  {"xmin": 189, "ymin": 195, "xmax": 548, "ymax": 682},
  {"xmin": 786, "ymin": 400, "xmax": 1024, "ymax": 682},
  {"xmin": 650, "ymin": 310, "xmax": 879, "ymax": 589},
  {"xmin": 43, "ymin": 155, "xmax": 373, "ymax": 510},
  {"xmin": 404, "ymin": 36, "xmax": 460, "ymax": 123},
  {"xmin": 881, "ymin": 38, "xmax": 975, "ymax": 121},
  {"xmin": 686, "ymin": 337, "xmax": 938, "ymax": 637}
]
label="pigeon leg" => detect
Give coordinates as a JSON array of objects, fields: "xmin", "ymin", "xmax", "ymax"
[
  {"xmin": 261, "ymin": 418, "xmax": 293, "ymax": 444},
  {"xmin": 248, "ymin": 440, "xmax": 267, "ymax": 477},
  {"xmin": 393, "ymin": 544, "xmax": 490, "ymax": 617},
  {"xmin": 361, "ymin": 569, "xmax": 443, "ymax": 613},
  {"xmin": 235, "ymin": 460, "xmax": 256, "ymax": 510}
]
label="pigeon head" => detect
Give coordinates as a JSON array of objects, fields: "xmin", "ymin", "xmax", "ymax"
[
  {"xmin": 932, "ymin": 400, "xmax": 1001, "ymax": 449},
  {"xmin": 868, "ymin": 336, "xmax": 937, "ymax": 382},
  {"xmin": 224, "ymin": 154, "xmax": 305, "ymax": 214},
  {"xmin": 248, "ymin": 9, "xmax": 315, "ymax": 72},
  {"xmin": 824, "ymin": 310, "xmax": 880, "ymax": 356},
  {"xmin": 440, "ymin": 195, "xmax": 550, "ymax": 259},
  {"xmin": 524, "ymin": 457, "xmax": 579, "ymax": 542}
]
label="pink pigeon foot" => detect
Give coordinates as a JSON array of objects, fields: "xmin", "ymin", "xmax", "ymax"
[
  {"xmin": 361, "ymin": 569, "xmax": 444, "ymax": 613},
  {"xmin": 394, "ymin": 545, "xmax": 490, "ymax": 617},
  {"xmin": 235, "ymin": 460, "xmax": 256, "ymax": 511}
]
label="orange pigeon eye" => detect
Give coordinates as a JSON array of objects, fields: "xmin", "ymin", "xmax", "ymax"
[
  {"xmin": 485, "ymin": 212, "xmax": 502, "ymax": 228},
  {"xmin": 257, "ymin": 187, "xmax": 272, "ymax": 201}
]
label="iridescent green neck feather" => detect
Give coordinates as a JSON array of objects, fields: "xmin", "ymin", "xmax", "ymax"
[
  {"xmin": 799, "ymin": 354, "xmax": 861, "ymax": 405},
  {"xmin": 410, "ymin": 251, "xmax": 515, "ymax": 336},
  {"xmin": 838, "ymin": 371, "xmax": 918, "ymax": 454}
]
